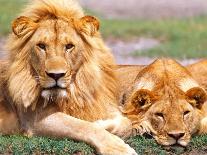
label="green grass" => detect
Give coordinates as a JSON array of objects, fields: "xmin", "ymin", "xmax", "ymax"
[
  {"xmin": 100, "ymin": 17, "xmax": 207, "ymax": 58},
  {"xmin": 0, "ymin": 135, "xmax": 95, "ymax": 155},
  {"xmin": 0, "ymin": 135, "xmax": 207, "ymax": 155},
  {"xmin": 0, "ymin": 0, "xmax": 27, "ymax": 36}
]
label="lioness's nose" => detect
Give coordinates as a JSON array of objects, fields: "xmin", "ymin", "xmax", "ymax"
[
  {"xmin": 46, "ymin": 72, "xmax": 65, "ymax": 81},
  {"xmin": 167, "ymin": 132, "xmax": 185, "ymax": 140}
]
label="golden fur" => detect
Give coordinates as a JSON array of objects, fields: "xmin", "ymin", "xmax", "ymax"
[
  {"xmin": 7, "ymin": 0, "xmax": 116, "ymax": 121},
  {"xmin": 187, "ymin": 59, "xmax": 207, "ymax": 90},
  {"xmin": 119, "ymin": 59, "xmax": 207, "ymax": 146},
  {"xmin": 0, "ymin": 0, "xmax": 136, "ymax": 154},
  {"xmin": 116, "ymin": 65, "xmax": 145, "ymax": 104}
]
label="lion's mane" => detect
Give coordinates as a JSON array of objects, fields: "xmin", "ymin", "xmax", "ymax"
[{"xmin": 6, "ymin": 0, "xmax": 117, "ymax": 121}]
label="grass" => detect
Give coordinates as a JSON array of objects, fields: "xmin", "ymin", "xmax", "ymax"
[
  {"xmin": 0, "ymin": 135, "xmax": 95, "ymax": 155},
  {"xmin": 100, "ymin": 17, "xmax": 207, "ymax": 58},
  {"xmin": 0, "ymin": 135, "xmax": 207, "ymax": 155},
  {"xmin": 0, "ymin": 0, "xmax": 27, "ymax": 36}
]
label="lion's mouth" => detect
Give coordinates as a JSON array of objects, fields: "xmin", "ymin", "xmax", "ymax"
[
  {"xmin": 44, "ymin": 85, "xmax": 66, "ymax": 90},
  {"xmin": 166, "ymin": 141, "xmax": 188, "ymax": 147},
  {"xmin": 140, "ymin": 133, "xmax": 189, "ymax": 147},
  {"xmin": 41, "ymin": 86, "xmax": 68, "ymax": 102},
  {"xmin": 154, "ymin": 135, "xmax": 190, "ymax": 147},
  {"xmin": 43, "ymin": 80, "xmax": 68, "ymax": 90}
]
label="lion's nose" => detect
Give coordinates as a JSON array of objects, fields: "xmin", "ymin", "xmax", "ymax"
[
  {"xmin": 167, "ymin": 132, "xmax": 185, "ymax": 140},
  {"xmin": 46, "ymin": 72, "xmax": 65, "ymax": 81}
]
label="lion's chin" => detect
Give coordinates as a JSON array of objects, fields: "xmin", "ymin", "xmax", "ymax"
[
  {"xmin": 177, "ymin": 139, "xmax": 190, "ymax": 147},
  {"xmin": 41, "ymin": 88, "xmax": 68, "ymax": 102},
  {"xmin": 155, "ymin": 136, "xmax": 190, "ymax": 147}
]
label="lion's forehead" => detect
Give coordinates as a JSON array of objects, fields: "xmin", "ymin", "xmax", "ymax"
[
  {"xmin": 150, "ymin": 99, "xmax": 193, "ymax": 114},
  {"xmin": 33, "ymin": 19, "xmax": 78, "ymax": 43},
  {"xmin": 33, "ymin": 22, "xmax": 56, "ymax": 42}
]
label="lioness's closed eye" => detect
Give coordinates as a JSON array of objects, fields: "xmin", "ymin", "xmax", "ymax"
[{"xmin": 120, "ymin": 58, "xmax": 207, "ymax": 146}]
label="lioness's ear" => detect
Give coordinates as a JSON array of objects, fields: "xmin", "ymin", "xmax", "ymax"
[
  {"xmin": 12, "ymin": 16, "xmax": 38, "ymax": 38},
  {"xmin": 186, "ymin": 87, "xmax": 207, "ymax": 109},
  {"xmin": 76, "ymin": 15, "xmax": 100, "ymax": 36},
  {"xmin": 131, "ymin": 89, "xmax": 157, "ymax": 109}
]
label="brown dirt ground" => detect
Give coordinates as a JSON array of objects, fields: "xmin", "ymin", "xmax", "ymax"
[{"xmin": 80, "ymin": 0, "xmax": 207, "ymax": 19}]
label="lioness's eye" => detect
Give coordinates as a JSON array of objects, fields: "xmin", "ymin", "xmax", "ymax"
[
  {"xmin": 155, "ymin": 112, "xmax": 164, "ymax": 118},
  {"xmin": 37, "ymin": 43, "xmax": 46, "ymax": 50},
  {"xmin": 65, "ymin": 44, "xmax": 74, "ymax": 51},
  {"xmin": 183, "ymin": 110, "xmax": 190, "ymax": 116}
]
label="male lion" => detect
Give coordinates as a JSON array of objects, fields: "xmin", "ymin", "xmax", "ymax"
[
  {"xmin": 119, "ymin": 59, "xmax": 207, "ymax": 146},
  {"xmin": 0, "ymin": 0, "xmax": 137, "ymax": 154}
]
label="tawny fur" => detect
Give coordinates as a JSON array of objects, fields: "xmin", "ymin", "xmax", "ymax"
[
  {"xmin": 187, "ymin": 59, "xmax": 207, "ymax": 91},
  {"xmin": 187, "ymin": 59, "xmax": 207, "ymax": 134},
  {"xmin": 119, "ymin": 59, "xmax": 207, "ymax": 146},
  {"xmin": 6, "ymin": 0, "xmax": 117, "ymax": 121}
]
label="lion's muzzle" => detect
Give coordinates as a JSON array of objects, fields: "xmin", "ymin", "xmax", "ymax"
[
  {"xmin": 46, "ymin": 72, "xmax": 66, "ymax": 81},
  {"xmin": 45, "ymin": 71, "xmax": 67, "ymax": 89},
  {"xmin": 44, "ymin": 57, "xmax": 70, "ymax": 89}
]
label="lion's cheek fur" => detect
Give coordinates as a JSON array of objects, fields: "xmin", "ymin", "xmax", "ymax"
[{"xmin": 8, "ymin": 63, "xmax": 40, "ymax": 109}]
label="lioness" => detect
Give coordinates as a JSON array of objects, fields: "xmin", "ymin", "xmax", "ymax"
[
  {"xmin": 119, "ymin": 59, "xmax": 207, "ymax": 146},
  {"xmin": 0, "ymin": 0, "xmax": 137, "ymax": 154}
]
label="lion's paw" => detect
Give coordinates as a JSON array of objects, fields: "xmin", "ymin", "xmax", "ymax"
[
  {"xmin": 97, "ymin": 134, "xmax": 137, "ymax": 155},
  {"xmin": 95, "ymin": 115, "xmax": 132, "ymax": 138},
  {"xmin": 132, "ymin": 121, "xmax": 151, "ymax": 136}
]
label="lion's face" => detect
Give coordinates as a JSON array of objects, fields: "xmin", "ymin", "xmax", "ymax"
[
  {"xmin": 31, "ymin": 19, "xmax": 82, "ymax": 99},
  {"xmin": 144, "ymin": 93, "xmax": 203, "ymax": 146},
  {"xmin": 124, "ymin": 87, "xmax": 206, "ymax": 147},
  {"xmin": 121, "ymin": 59, "xmax": 207, "ymax": 147},
  {"xmin": 12, "ymin": 15, "xmax": 100, "ymax": 100}
]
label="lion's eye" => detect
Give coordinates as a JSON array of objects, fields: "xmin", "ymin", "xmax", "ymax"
[
  {"xmin": 65, "ymin": 44, "xmax": 74, "ymax": 51},
  {"xmin": 183, "ymin": 110, "xmax": 190, "ymax": 116},
  {"xmin": 155, "ymin": 112, "xmax": 164, "ymax": 118},
  {"xmin": 37, "ymin": 43, "xmax": 46, "ymax": 50}
]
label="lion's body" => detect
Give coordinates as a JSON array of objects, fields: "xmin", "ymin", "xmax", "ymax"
[
  {"xmin": 116, "ymin": 65, "xmax": 145, "ymax": 97},
  {"xmin": 0, "ymin": 0, "xmax": 136, "ymax": 154},
  {"xmin": 120, "ymin": 59, "xmax": 207, "ymax": 146},
  {"xmin": 187, "ymin": 59, "xmax": 207, "ymax": 134},
  {"xmin": 0, "ymin": 61, "xmax": 19, "ymax": 134},
  {"xmin": 187, "ymin": 59, "xmax": 207, "ymax": 91}
]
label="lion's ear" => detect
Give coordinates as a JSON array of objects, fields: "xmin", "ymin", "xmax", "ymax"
[
  {"xmin": 12, "ymin": 16, "xmax": 38, "ymax": 38},
  {"xmin": 186, "ymin": 87, "xmax": 207, "ymax": 109},
  {"xmin": 131, "ymin": 89, "xmax": 157, "ymax": 109},
  {"xmin": 76, "ymin": 15, "xmax": 100, "ymax": 36}
]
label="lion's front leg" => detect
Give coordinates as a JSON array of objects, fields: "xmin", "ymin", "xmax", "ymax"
[
  {"xmin": 94, "ymin": 112, "xmax": 132, "ymax": 138},
  {"xmin": 33, "ymin": 112, "xmax": 137, "ymax": 155}
]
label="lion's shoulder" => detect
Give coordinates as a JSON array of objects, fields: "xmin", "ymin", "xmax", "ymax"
[{"xmin": 117, "ymin": 65, "xmax": 145, "ymax": 94}]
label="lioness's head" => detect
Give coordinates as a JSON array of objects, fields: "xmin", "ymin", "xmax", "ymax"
[
  {"xmin": 121, "ymin": 59, "xmax": 207, "ymax": 146},
  {"xmin": 7, "ymin": 0, "xmax": 115, "ymax": 110}
]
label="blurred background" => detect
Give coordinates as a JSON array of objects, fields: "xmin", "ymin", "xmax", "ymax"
[{"xmin": 1, "ymin": 0, "xmax": 207, "ymax": 65}]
